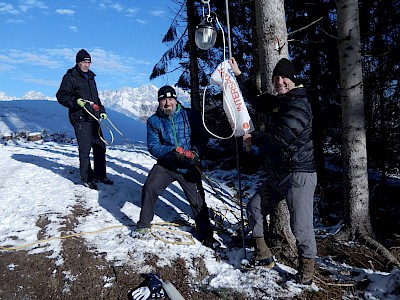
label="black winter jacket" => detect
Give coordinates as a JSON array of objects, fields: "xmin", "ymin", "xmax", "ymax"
[
  {"xmin": 237, "ymin": 74, "xmax": 316, "ymax": 172},
  {"xmin": 56, "ymin": 65, "xmax": 105, "ymax": 124}
]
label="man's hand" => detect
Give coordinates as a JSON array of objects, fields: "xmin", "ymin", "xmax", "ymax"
[
  {"xmin": 184, "ymin": 150, "xmax": 199, "ymax": 165},
  {"xmin": 77, "ymin": 98, "xmax": 86, "ymax": 108},
  {"xmin": 243, "ymin": 132, "xmax": 252, "ymax": 146},
  {"xmin": 100, "ymin": 113, "xmax": 107, "ymax": 119},
  {"xmin": 173, "ymin": 146, "xmax": 186, "ymax": 159},
  {"xmin": 228, "ymin": 57, "xmax": 242, "ymax": 76}
]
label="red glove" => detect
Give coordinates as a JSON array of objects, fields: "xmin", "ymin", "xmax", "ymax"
[
  {"xmin": 184, "ymin": 150, "xmax": 199, "ymax": 164},
  {"xmin": 174, "ymin": 146, "xmax": 186, "ymax": 159}
]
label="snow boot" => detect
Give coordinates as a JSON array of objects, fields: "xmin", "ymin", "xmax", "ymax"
[
  {"xmin": 296, "ymin": 257, "xmax": 315, "ymax": 285},
  {"xmin": 96, "ymin": 177, "xmax": 114, "ymax": 185},
  {"xmin": 131, "ymin": 227, "xmax": 150, "ymax": 238},
  {"xmin": 251, "ymin": 237, "xmax": 275, "ymax": 268},
  {"xmin": 82, "ymin": 180, "xmax": 98, "ymax": 190}
]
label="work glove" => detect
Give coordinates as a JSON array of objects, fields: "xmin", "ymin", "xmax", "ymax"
[
  {"xmin": 77, "ymin": 98, "xmax": 86, "ymax": 108},
  {"xmin": 143, "ymin": 273, "xmax": 165, "ymax": 299},
  {"xmin": 130, "ymin": 286, "xmax": 151, "ymax": 300},
  {"xmin": 100, "ymin": 113, "xmax": 107, "ymax": 119},
  {"xmin": 173, "ymin": 146, "xmax": 186, "ymax": 159},
  {"xmin": 184, "ymin": 149, "xmax": 200, "ymax": 165}
]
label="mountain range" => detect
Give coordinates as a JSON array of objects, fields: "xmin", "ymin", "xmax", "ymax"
[{"xmin": 0, "ymin": 84, "xmax": 191, "ymax": 122}]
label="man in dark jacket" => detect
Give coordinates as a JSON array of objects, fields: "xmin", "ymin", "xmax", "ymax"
[
  {"xmin": 135, "ymin": 85, "xmax": 219, "ymax": 249},
  {"xmin": 56, "ymin": 49, "xmax": 113, "ymax": 190},
  {"xmin": 229, "ymin": 57, "xmax": 317, "ymax": 285}
]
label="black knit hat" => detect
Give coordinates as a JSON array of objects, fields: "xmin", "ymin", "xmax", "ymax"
[
  {"xmin": 158, "ymin": 85, "xmax": 177, "ymax": 100},
  {"xmin": 272, "ymin": 58, "xmax": 297, "ymax": 84},
  {"xmin": 76, "ymin": 49, "xmax": 91, "ymax": 63}
]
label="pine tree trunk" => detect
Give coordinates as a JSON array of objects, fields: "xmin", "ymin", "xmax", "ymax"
[
  {"xmin": 254, "ymin": 0, "xmax": 288, "ymax": 93},
  {"xmin": 254, "ymin": 0, "xmax": 297, "ymax": 261},
  {"xmin": 336, "ymin": 2, "xmax": 400, "ymax": 267},
  {"xmin": 186, "ymin": 0, "xmax": 201, "ymax": 112},
  {"xmin": 336, "ymin": 0, "xmax": 372, "ymax": 236}
]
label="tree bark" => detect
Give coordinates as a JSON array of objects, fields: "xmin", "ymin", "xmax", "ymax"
[
  {"xmin": 186, "ymin": 0, "xmax": 201, "ymax": 112},
  {"xmin": 254, "ymin": 0, "xmax": 296, "ymax": 261},
  {"xmin": 336, "ymin": 0, "xmax": 399, "ymax": 268},
  {"xmin": 254, "ymin": 0, "xmax": 288, "ymax": 93},
  {"xmin": 336, "ymin": 0, "xmax": 371, "ymax": 235}
]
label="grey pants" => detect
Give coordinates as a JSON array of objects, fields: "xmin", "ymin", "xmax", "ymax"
[
  {"xmin": 137, "ymin": 164, "xmax": 213, "ymax": 241},
  {"xmin": 246, "ymin": 171, "xmax": 317, "ymax": 258}
]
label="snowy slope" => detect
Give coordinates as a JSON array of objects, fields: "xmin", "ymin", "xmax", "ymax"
[{"xmin": 0, "ymin": 100, "xmax": 399, "ymax": 299}]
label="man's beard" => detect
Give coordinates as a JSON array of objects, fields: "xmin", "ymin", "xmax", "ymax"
[{"xmin": 163, "ymin": 108, "xmax": 173, "ymax": 116}]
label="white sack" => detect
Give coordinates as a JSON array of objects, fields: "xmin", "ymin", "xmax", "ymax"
[{"xmin": 210, "ymin": 60, "xmax": 254, "ymax": 137}]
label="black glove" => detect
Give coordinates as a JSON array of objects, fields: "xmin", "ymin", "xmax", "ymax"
[{"xmin": 143, "ymin": 273, "xmax": 165, "ymax": 299}]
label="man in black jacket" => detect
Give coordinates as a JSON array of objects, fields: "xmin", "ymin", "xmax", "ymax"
[
  {"xmin": 229, "ymin": 57, "xmax": 317, "ymax": 285},
  {"xmin": 56, "ymin": 49, "xmax": 113, "ymax": 190}
]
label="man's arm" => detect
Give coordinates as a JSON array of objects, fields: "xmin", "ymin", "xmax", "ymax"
[{"xmin": 56, "ymin": 74, "xmax": 81, "ymax": 109}]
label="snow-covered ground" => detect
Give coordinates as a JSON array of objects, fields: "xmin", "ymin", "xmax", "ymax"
[{"xmin": 0, "ymin": 99, "xmax": 399, "ymax": 299}]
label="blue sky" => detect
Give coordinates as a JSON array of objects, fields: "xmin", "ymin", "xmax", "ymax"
[{"xmin": 0, "ymin": 0, "xmax": 182, "ymax": 98}]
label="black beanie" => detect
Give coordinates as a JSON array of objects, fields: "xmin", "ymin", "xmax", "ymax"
[
  {"xmin": 76, "ymin": 49, "xmax": 91, "ymax": 63},
  {"xmin": 158, "ymin": 85, "xmax": 177, "ymax": 100},
  {"xmin": 272, "ymin": 58, "xmax": 297, "ymax": 84}
]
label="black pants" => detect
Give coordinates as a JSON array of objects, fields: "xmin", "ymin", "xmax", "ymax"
[
  {"xmin": 73, "ymin": 121, "xmax": 106, "ymax": 182},
  {"xmin": 137, "ymin": 164, "xmax": 213, "ymax": 241}
]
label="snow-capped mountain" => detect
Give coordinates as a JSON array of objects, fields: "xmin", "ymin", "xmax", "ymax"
[
  {"xmin": 0, "ymin": 91, "xmax": 55, "ymax": 101},
  {"xmin": 0, "ymin": 92, "xmax": 15, "ymax": 100},
  {"xmin": 100, "ymin": 84, "xmax": 191, "ymax": 122},
  {"xmin": 22, "ymin": 91, "xmax": 56, "ymax": 101},
  {"xmin": 0, "ymin": 84, "xmax": 191, "ymax": 123}
]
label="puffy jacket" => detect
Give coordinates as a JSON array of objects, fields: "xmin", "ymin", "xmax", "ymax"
[
  {"xmin": 237, "ymin": 74, "xmax": 316, "ymax": 172},
  {"xmin": 147, "ymin": 102, "xmax": 209, "ymax": 173},
  {"xmin": 56, "ymin": 65, "xmax": 105, "ymax": 124}
]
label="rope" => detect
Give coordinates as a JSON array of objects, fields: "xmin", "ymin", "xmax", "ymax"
[
  {"xmin": 201, "ymin": 15, "xmax": 238, "ymax": 140},
  {"xmin": 195, "ymin": 166, "xmax": 245, "ymax": 229},
  {"xmin": 83, "ymin": 105, "xmax": 114, "ymax": 145},
  {"xmin": 0, "ymin": 225, "xmax": 127, "ymax": 251},
  {"xmin": 149, "ymin": 222, "xmax": 196, "ymax": 245},
  {"xmin": 0, "ymin": 222, "xmax": 198, "ymax": 251},
  {"xmin": 82, "ymin": 104, "xmax": 149, "ymax": 157}
]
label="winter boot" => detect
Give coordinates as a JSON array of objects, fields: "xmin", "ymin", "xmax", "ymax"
[
  {"xmin": 131, "ymin": 227, "xmax": 150, "ymax": 238},
  {"xmin": 251, "ymin": 237, "xmax": 275, "ymax": 268},
  {"xmin": 296, "ymin": 257, "xmax": 315, "ymax": 285}
]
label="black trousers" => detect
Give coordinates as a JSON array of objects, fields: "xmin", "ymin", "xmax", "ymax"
[
  {"xmin": 73, "ymin": 121, "xmax": 106, "ymax": 182},
  {"xmin": 137, "ymin": 164, "xmax": 213, "ymax": 241}
]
